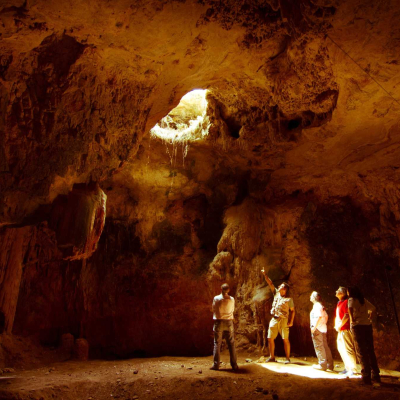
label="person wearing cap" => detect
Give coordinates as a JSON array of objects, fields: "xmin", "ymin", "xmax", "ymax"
[
  {"xmin": 210, "ymin": 283, "xmax": 239, "ymax": 371},
  {"xmin": 261, "ymin": 269, "xmax": 295, "ymax": 364},
  {"xmin": 334, "ymin": 286, "xmax": 358, "ymax": 377},
  {"xmin": 310, "ymin": 291, "xmax": 334, "ymax": 371}
]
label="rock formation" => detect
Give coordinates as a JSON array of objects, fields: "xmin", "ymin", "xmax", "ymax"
[{"xmin": 1, "ymin": 0, "xmax": 400, "ymax": 369}]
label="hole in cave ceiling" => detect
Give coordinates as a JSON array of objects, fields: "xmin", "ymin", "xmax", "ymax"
[{"xmin": 150, "ymin": 89, "xmax": 210, "ymax": 142}]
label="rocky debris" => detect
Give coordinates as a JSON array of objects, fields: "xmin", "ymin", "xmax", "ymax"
[
  {"xmin": 60, "ymin": 333, "xmax": 74, "ymax": 356},
  {"xmin": 74, "ymin": 338, "xmax": 89, "ymax": 361},
  {"xmin": 1, "ymin": 368, "xmax": 15, "ymax": 374}
]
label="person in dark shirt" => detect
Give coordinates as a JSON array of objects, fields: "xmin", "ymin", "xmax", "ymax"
[{"xmin": 348, "ymin": 286, "xmax": 380, "ymax": 385}]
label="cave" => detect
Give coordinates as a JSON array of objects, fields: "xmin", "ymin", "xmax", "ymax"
[{"xmin": 1, "ymin": 0, "xmax": 400, "ymax": 399}]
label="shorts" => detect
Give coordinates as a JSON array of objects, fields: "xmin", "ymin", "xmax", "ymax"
[{"xmin": 268, "ymin": 317, "xmax": 289, "ymax": 340}]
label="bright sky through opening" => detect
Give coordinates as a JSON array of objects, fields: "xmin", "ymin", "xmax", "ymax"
[{"xmin": 150, "ymin": 89, "xmax": 210, "ymax": 142}]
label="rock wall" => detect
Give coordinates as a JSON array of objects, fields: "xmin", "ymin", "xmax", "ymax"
[
  {"xmin": 0, "ymin": 225, "xmax": 34, "ymax": 334},
  {"xmin": 0, "ymin": 183, "xmax": 106, "ymax": 352},
  {"xmin": 5, "ymin": 135, "xmax": 400, "ymax": 369},
  {"xmin": 0, "ymin": 0, "xmax": 400, "ymax": 370}
]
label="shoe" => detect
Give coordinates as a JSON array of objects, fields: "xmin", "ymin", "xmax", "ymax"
[
  {"xmin": 284, "ymin": 359, "xmax": 290, "ymax": 364},
  {"xmin": 346, "ymin": 371, "xmax": 355, "ymax": 378},
  {"xmin": 338, "ymin": 369, "xmax": 348, "ymax": 375},
  {"xmin": 232, "ymin": 365, "xmax": 239, "ymax": 371},
  {"xmin": 371, "ymin": 373, "xmax": 381, "ymax": 383},
  {"xmin": 312, "ymin": 364, "xmax": 327, "ymax": 371},
  {"xmin": 266, "ymin": 357, "xmax": 276, "ymax": 363},
  {"xmin": 209, "ymin": 365, "xmax": 219, "ymax": 371},
  {"xmin": 361, "ymin": 377, "xmax": 372, "ymax": 385}
]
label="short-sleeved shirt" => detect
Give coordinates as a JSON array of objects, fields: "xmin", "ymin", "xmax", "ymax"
[
  {"xmin": 348, "ymin": 297, "xmax": 375, "ymax": 326},
  {"xmin": 213, "ymin": 294, "xmax": 234, "ymax": 320},
  {"xmin": 336, "ymin": 299, "xmax": 350, "ymax": 331},
  {"xmin": 271, "ymin": 288, "xmax": 294, "ymax": 319},
  {"xmin": 310, "ymin": 302, "xmax": 328, "ymax": 333}
]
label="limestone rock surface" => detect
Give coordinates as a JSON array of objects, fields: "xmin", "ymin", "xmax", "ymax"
[{"xmin": 0, "ymin": 0, "xmax": 400, "ymax": 369}]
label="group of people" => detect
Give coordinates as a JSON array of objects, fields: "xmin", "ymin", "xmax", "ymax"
[
  {"xmin": 310, "ymin": 285, "xmax": 380, "ymax": 384},
  {"xmin": 210, "ymin": 270, "xmax": 380, "ymax": 385}
]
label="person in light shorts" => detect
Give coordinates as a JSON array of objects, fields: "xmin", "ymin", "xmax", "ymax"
[{"xmin": 262, "ymin": 268, "xmax": 295, "ymax": 364}]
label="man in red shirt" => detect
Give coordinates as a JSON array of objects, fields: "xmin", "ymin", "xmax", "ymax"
[{"xmin": 335, "ymin": 286, "xmax": 358, "ymax": 376}]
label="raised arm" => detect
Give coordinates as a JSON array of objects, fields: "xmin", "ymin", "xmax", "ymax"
[{"xmin": 261, "ymin": 269, "xmax": 275, "ymax": 293}]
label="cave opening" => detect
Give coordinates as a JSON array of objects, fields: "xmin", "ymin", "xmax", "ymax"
[
  {"xmin": 150, "ymin": 89, "xmax": 210, "ymax": 143},
  {"xmin": 1, "ymin": 1, "xmax": 400, "ymax": 399}
]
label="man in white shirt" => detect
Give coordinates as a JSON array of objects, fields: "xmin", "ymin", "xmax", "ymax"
[
  {"xmin": 210, "ymin": 283, "xmax": 239, "ymax": 371},
  {"xmin": 310, "ymin": 291, "xmax": 333, "ymax": 371}
]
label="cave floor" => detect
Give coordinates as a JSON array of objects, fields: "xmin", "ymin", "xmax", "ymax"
[{"xmin": 1, "ymin": 354, "xmax": 400, "ymax": 400}]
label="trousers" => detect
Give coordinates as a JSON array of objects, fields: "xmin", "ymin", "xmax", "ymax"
[
  {"xmin": 352, "ymin": 324, "xmax": 379, "ymax": 379},
  {"xmin": 213, "ymin": 320, "xmax": 238, "ymax": 368},
  {"xmin": 311, "ymin": 329, "xmax": 333, "ymax": 370},
  {"xmin": 337, "ymin": 329, "xmax": 357, "ymax": 372}
]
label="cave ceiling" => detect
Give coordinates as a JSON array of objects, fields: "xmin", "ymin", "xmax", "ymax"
[{"xmin": 1, "ymin": 0, "xmax": 400, "ymax": 225}]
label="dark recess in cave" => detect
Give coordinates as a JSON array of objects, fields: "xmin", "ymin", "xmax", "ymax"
[
  {"xmin": 288, "ymin": 118, "xmax": 301, "ymax": 130},
  {"xmin": 224, "ymin": 116, "xmax": 242, "ymax": 139},
  {"xmin": 304, "ymin": 198, "xmax": 398, "ymax": 327},
  {"xmin": 0, "ymin": 311, "xmax": 5, "ymax": 334}
]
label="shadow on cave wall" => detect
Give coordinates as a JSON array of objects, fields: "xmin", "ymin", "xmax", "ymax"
[
  {"xmin": 81, "ymin": 217, "xmax": 220, "ymax": 359},
  {"xmin": 13, "ymin": 256, "xmax": 83, "ymax": 345},
  {"xmin": 303, "ymin": 197, "xmax": 400, "ymax": 353}
]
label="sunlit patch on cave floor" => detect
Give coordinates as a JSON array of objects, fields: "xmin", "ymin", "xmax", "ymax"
[
  {"xmin": 150, "ymin": 89, "xmax": 210, "ymax": 142},
  {"xmin": 258, "ymin": 360, "xmax": 353, "ymax": 379},
  {"xmin": 258, "ymin": 359, "xmax": 400, "ymax": 380}
]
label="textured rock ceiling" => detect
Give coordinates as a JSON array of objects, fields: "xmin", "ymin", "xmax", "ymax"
[
  {"xmin": 1, "ymin": 0, "xmax": 400, "ymax": 365},
  {"xmin": 1, "ymin": 0, "xmax": 400, "ymax": 225}
]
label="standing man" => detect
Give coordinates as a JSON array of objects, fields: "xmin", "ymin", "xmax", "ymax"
[
  {"xmin": 348, "ymin": 287, "xmax": 380, "ymax": 385},
  {"xmin": 210, "ymin": 283, "xmax": 239, "ymax": 371},
  {"xmin": 335, "ymin": 286, "xmax": 358, "ymax": 377},
  {"xmin": 261, "ymin": 269, "xmax": 295, "ymax": 364},
  {"xmin": 310, "ymin": 291, "xmax": 334, "ymax": 371}
]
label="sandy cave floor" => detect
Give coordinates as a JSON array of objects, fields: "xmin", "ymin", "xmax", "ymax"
[{"xmin": 1, "ymin": 354, "xmax": 400, "ymax": 400}]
